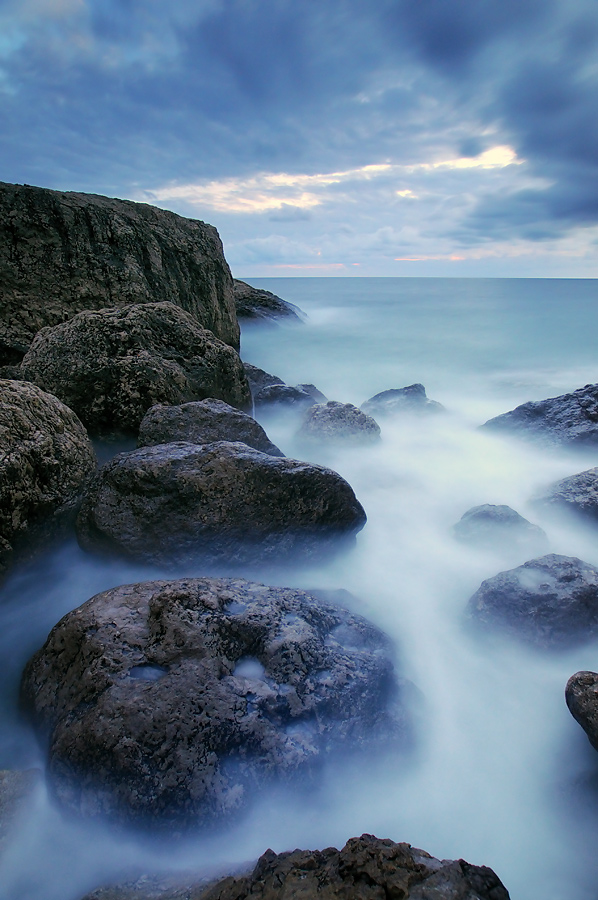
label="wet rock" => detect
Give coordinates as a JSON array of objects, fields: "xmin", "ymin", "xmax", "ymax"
[
  {"xmin": 20, "ymin": 303, "xmax": 251, "ymax": 438},
  {"xmin": 137, "ymin": 400, "xmax": 283, "ymax": 457},
  {"xmin": 297, "ymin": 383, "xmax": 328, "ymax": 403},
  {"xmin": 0, "ymin": 769, "xmax": 42, "ymax": 856},
  {"xmin": 0, "ymin": 380, "xmax": 96, "ymax": 576},
  {"xmin": 481, "ymin": 383, "xmax": 598, "ymax": 447},
  {"xmin": 466, "ymin": 554, "xmax": 598, "ymax": 649},
  {"xmin": 254, "ymin": 383, "xmax": 318, "ymax": 409},
  {"xmin": 242, "ymin": 363, "xmax": 284, "ymax": 397},
  {"xmin": 233, "ymin": 280, "xmax": 306, "ymax": 324},
  {"xmin": 0, "ymin": 180, "xmax": 239, "ymax": 366},
  {"xmin": 76, "ymin": 441, "xmax": 366, "ymax": 567},
  {"xmin": 534, "ymin": 467, "xmax": 598, "ymax": 524},
  {"xmin": 298, "ymin": 401, "xmax": 381, "ymax": 445},
  {"xmin": 453, "ymin": 505, "xmax": 548, "ymax": 555},
  {"xmin": 22, "ymin": 579, "xmax": 403, "ymax": 829},
  {"xmin": 361, "ymin": 384, "xmax": 444, "ymax": 417},
  {"xmin": 566, "ymin": 671, "xmax": 598, "ymax": 752},
  {"xmin": 79, "ymin": 834, "xmax": 510, "ymax": 900}
]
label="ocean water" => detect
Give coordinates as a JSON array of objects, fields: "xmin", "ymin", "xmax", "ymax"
[{"xmin": 2, "ymin": 276, "xmax": 598, "ymax": 899}]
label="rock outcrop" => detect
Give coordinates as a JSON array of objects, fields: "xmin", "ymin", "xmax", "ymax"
[
  {"xmin": 76, "ymin": 441, "xmax": 367, "ymax": 567},
  {"xmin": 361, "ymin": 384, "xmax": 444, "ymax": 417},
  {"xmin": 20, "ymin": 303, "xmax": 251, "ymax": 437},
  {"xmin": 0, "ymin": 181, "xmax": 239, "ymax": 365},
  {"xmin": 466, "ymin": 554, "xmax": 598, "ymax": 649},
  {"xmin": 534, "ymin": 467, "xmax": 598, "ymax": 524},
  {"xmin": 137, "ymin": 400, "xmax": 283, "ymax": 456},
  {"xmin": 565, "ymin": 671, "xmax": 598, "ymax": 752},
  {"xmin": 22, "ymin": 579, "xmax": 402, "ymax": 828},
  {"xmin": 453, "ymin": 505, "xmax": 548, "ymax": 555},
  {"xmin": 298, "ymin": 401, "xmax": 381, "ymax": 445},
  {"xmin": 0, "ymin": 380, "xmax": 96, "ymax": 575},
  {"xmin": 233, "ymin": 279, "xmax": 305, "ymax": 324},
  {"xmin": 79, "ymin": 834, "xmax": 510, "ymax": 900},
  {"xmin": 481, "ymin": 384, "xmax": 598, "ymax": 447}
]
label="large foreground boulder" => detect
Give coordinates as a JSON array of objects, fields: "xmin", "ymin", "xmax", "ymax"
[
  {"xmin": 466, "ymin": 554, "xmax": 598, "ymax": 649},
  {"xmin": 233, "ymin": 280, "xmax": 305, "ymax": 324},
  {"xmin": 76, "ymin": 441, "xmax": 367, "ymax": 567},
  {"xmin": 534, "ymin": 467, "xmax": 598, "ymax": 524},
  {"xmin": 21, "ymin": 579, "xmax": 403, "ymax": 828},
  {"xmin": 298, "ymin": 401, "xmax": 381, "ymax": 445},
  {"xmin": 482, "ymin": 384, "xmax": 598, "ymax": 447},
  {"xmin": 20, "ymin": 303, "xmax": 251, "ymax": 437},
  {"xmin": 361, "ymin": 384, "xmax": 444, "ymax": 417},
  {"xmin": 0, "ymin": 181, "xmax": 239, "ymax": 365},
  {"xmin": 565, "ymin": 671, "xmax": 598, "ymax": 752},
  {"xmin": 453, "ymin": 504, "xmax": 548, "ymax": 556},
  {"xmin": 137, "ymin": 400, "xmax": 283, "ymax": 456},
  {"xmin": 0, "ymin": 380, "xmax": 96, "ymax": 575},
  {"xmin": 79, "ymin": 834, "xmax": 510, "ymax": 900}
]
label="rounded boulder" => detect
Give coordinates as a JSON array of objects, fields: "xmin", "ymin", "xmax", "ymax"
[{"xmin": 298, "ymin": 401, "xmax": 381, "ymax": 445}]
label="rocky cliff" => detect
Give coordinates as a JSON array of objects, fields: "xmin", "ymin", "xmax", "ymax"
[{"xmin": 0, "ymin": 182, "xmax": 240, "ymax": 364}]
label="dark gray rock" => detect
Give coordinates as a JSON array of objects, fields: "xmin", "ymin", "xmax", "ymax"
[
  {"xmin": 0, "ymin": 181, "xmax": 239, "ymax": 365},
  {"xmin": 466, "ymin": 554, "xmax": 598, "ymax": 649},
  {"xmin": 233, "ymin": 280, "xmax": 306, "ymax": 324},
  {"xmin": 20, "ymin": 303, "xmax": 251, "ymax": 438},
  {"xmin": 298, "ymin": 401, "xmax": 381, "ymax": 445},
  {"xmin": 361, "ymin": 384, "xmax": 444, "ymax": 417},
  {"xmin": 242, "ymin": 363, "xmax": 284, "ymax": 397},
  {"xmin": 254, "ymin": 383, "xmax": 317, "ymax": 409},
  {"xmin": 0, "ymin": 380, "xmax": 96, "ymax": 576},
  {"xmin": 534, "ymin": 468, "xmax": 598, "ymax": 524},
  {"xmin": 137, "ymin": 400, "xmax": 283, "ymax": 457},
  {"xmin": 0, "ymin": 770, "xmax": 42, "ymax": 856},
  {"xmin": 453, "ymin": 505, "xmax": 548, "ymax": 555},
  {"xmin": 481, "ymin": 384, "xmax": 598, "ymax": 447},
  {"xmin": 76, "ymin": 441, "xmax": 367, "ymax": 567},
  {"xmin": 566, "ymin": 671, "xmax": 598, "ymax": 752},
  {"xmin": 297, "ymin": 383, "xmax": 328, "ymax": 403},
  {"xmin": 22, "ymin": 579, "xmax": 403, "ymax": 829}
]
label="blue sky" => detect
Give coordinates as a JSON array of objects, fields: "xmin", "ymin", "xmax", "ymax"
[{"xmin": 1, "ymin": 0, "xmax": 597, "ymax": 277}]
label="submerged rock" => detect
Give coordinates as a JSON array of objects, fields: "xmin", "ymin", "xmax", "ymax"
[
  {"xmin": 453, "ymin": 504, "xmax": 548, "ymax": 555},
  {"xmin": 361, "ymin": 384, "xmax": 444, "ymax": 417},
  {"xmin": 22, "ymin": 579, "xmax": 403, "ymax": 828},
  {"xmin": 233, "ymin": 279, "xmax": 306, "ymax": 324},
  {"xmin": 0, "ymin": 380, "xmax": 96, "ymax": 576},
  {"xmin": 565, "ymin": 671, "xmax": 598, "ymax": 752},
  {"xmin": 481, "ymin": 384, "xmax": 598, "ymax": 447},
  {"xmin": 534, "ymin": 467, "xmax": 598, "ymax": 524},
  {"xmin": 466, "ymin": 554, "xmax": 598, "ymax": 649},
  {"xmin": 137, "ymin": 399, "xmax": 283, "ymax": 457},
  {"xmin": 76, "ymin": 441, "xmax": 367, "ymax": 567},
  {"xmin": 0, "ymin": 180, "xmax": 239, "ymax": 366},
  {"xmin": 20, "ymin": 302, "xmax": 251, "ymax": 437},
  {"xmin": 298, "ymin": 401, "xmax": 381, "ymax": 445},
  {"xmin": 79, "ymin": 834, "xmax": 510, "ymax": 900}
]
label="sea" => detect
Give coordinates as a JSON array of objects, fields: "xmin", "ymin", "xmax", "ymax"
[{"xmin": 2, "ymin": 276, "xmax": 598, "ymax": 900}]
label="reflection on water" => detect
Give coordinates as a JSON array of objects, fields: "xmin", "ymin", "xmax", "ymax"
[{"xmin": 2, "ymin": 278, "xmax": 598, "ymax": 900}]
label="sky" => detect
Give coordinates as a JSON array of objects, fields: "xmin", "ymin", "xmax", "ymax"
[{"xmin": 1, "ymin": 0, "xmax": 598, "ymax": 277}]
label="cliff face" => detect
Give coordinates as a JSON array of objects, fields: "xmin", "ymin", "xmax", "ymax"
[{"xmin": 0, "ymin": 182, "xmax": 240, "ymax": 364}]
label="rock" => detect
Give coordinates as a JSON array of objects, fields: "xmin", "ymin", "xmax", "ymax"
[
  {"xmin": 466, "ymin": 554, "xmax": 598, "ymax": 649},
  {"xmin": 0, "ymin": 770, "xmax": 42, "ymax": 856},
  {"xmin": 254, "ymin": 383, "xmax": 317, "ymax": 409},
  {"xmin": 453, "ymin": 505, "xmax": 548, "ymax": 555},
  {"xmin": 0, "ymin": 181, "xmax": 239, "ymax": 365},
  {"xmin": 78, "ymin": 834, "xmax": 510, "ymax": 900},
  {"xmin": 0, "ymin": 380, "xmax": 96, "ymax": 576},
  {"xmin": 22, "ymin": 579, "xmax": 403, "ymax": 829},
  {"xmin": 137, "ymin": 400, "xmax": 283, "ymax": 456},
  {"xmin": 534, "ymin": 468, "xmax": 598, "ymax": 524},
  {"xmin": 297, "ymin": 383, "xmax": 328, "ymax": 403},
  {"xmin": 566, "ymin": 671, "xmax": 598, "ymax": 752},
  {"xmin": 20, "ymin": 303, "xmax": 251, "ymax": 438},
  {"xmin": 298, "ymin": 401, "xmax": 381, "ymax": 445},
  {"xmin": 481, "ymin": 383, "xmax": 598, "ymax": 447},
  {"xmin": 361, "ymin": 384, "xmax": 444, "ymax": 417},
  {"xmin": 233, "ymin": 279, "xmax": 306, "ymax": 324},
  {"xmin": 242, "ymin": 363, "xmax": 284, "ymax": 397},
  {"xmin": 76, "ymin": 441, "xmax": 367, "ymax": 567}
]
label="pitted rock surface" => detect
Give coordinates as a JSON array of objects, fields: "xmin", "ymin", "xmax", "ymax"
[
  {"xmin": 453, "ymin": 504, "xmax": 548, "ymax": 555},
  {"xmin": 361, "ymin": 384, "xmax": 444, "ymax": 417},
  {"xmin": 137, "ymin": 400, "xmax": 283, "ymax": 456},
  {"xmin": 20, "ymin": 303, "xmax": 251, "ymax": 437},
  {"xmin": 76, "ymin": 441, "xmax": 366, "ymax": 567},
  {"xmin": 22, "ymin": 579, "xmax": 402, "ymax": 828},
  {"xmin": 534, "ymin": 467, "xmax": 598, "ymax": 523},
  {"xmin": 0, "ymin": 380, "xmax": 96, "ymax": 575},
  {"xmin": 466, "ymin": 554, "xmax": 598, "ymax": 649},
  {"xmin": 482, "ymin": 384, "xmax": 598, "ymax": 447},
  {"xmin": 233, "ymin": 280, "xmax": 305, "ymax": 324},
  {"xmin": 566, "ymin": 671, "xmax": 598, "ymax": 752},
  {"xmin": 0, "ymin": 181, "xmax": 239, "ymax": 365},
  {"xmin": 299, "ymin": 401, "xmax": 381, "ymax": 445}
]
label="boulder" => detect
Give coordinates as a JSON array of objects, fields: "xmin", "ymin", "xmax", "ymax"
[
  {"xmin": 0, "ymin": 180, "xmax": 239, "ymax": 366},
  {"xmin": 242, "ymin": 363, "xmax": 284, "ymax": 397},
  {"xmin": 20, "ymin": 303, "xmax": 251, "ymax": 438},
  {"xmin": 0, "ymin": 380, "xmax": 96, "ymax": 575},
  {"xmin": 298, "ymin": 401, "xmax": 381, "ymax": 445},
  {"xmin": 481, "ymin": 384, "xmax": 598, "ymax": 447},
  {"xmin": 233, "ymin": 279, "xmax": 306, "ymax": 324},
  {"xmin": 76, "ymin": 441, "xmax": 367, "ymax": 567},
  {"xmin": 466, "ymin": 554, "xmax": 598, "ymax": 649},
  {"xmin": 0, "ymin": 770, "xmax": 42, "ymax": 856},
  {"xmin": 137, "ymin": 400, "xmax": 283, "ymax": 457},
  {"xmin": 254, "ymin": 384, "xmax": 318, "ymax": 409},
  {"xmin": 22, "ymin": 579, "xmax": 403, "ymax": 828},
  {"xmin": 534, "ymin": 468, "xmax": 598, "ymax": 524},
  {"xmin": 78, "ymin": 834, "xmax": 510, "ymax": 900},
  {"xmin": 453, "ymin": 505, "xmax": 548, "ymax": 555},
  {"xmin": 565, "ymin": 671, "xmax": 598, "ymax": 752},
  {"xmin": 361, "ymin": 384, "xmax": 444, "ymax": 417}
]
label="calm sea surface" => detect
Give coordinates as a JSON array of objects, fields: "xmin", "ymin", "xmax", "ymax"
[{"xmin": 2, "ymin": 277, "xmax": 598, "ymax": 900}]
